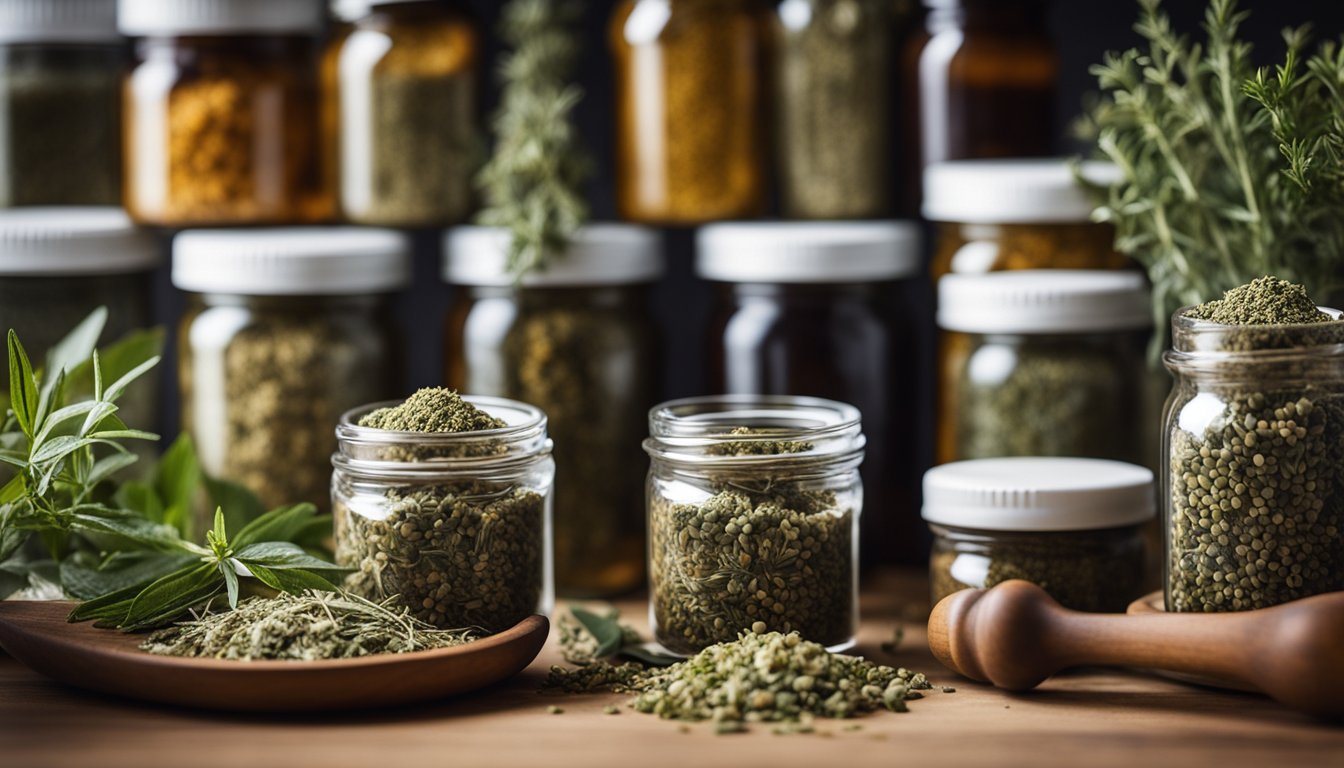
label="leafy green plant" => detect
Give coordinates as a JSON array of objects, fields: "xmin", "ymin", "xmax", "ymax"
[{"xmin": 1083, "ymin": 0, "xmax": 1344, "ymax": 333}]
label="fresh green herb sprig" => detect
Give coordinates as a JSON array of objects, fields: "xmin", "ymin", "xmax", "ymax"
[
  {"xmin": 475, "ymin": 0, "xmax": 591, "ymax": 276},
  {"xmin": 1083, "ymin": 0, "xmax": 1344, "ymax": 337},
  {"xmin": 559, "ymin": 605, "xmax": 679, "ymax": 667}
]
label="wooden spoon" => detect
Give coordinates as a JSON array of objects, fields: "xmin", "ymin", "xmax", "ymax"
[
  {"xmin": 927, "ymin": 580, "xmax": 1344, "ymax": 719},
  {"xmin": 0, "ymin": 600, "xmax": 548, "ymax": 712}
]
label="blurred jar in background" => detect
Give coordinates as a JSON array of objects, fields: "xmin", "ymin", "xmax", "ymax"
[
  {"xmin": 611, "ymin": 0, "xmax": 771, "ymax": 225},
  {"xmin": 775, "ymin": 0, "xmax": 893, "ymax": 220},
  {"xmin": 332, "ymin": 0, "xmax": 479, "ymax": 227},
  {"xmin": 0, "ymin": 0, "xmax": 123, "ymax": 207},
  {"xmin": 121, "ymin": 0, "xmax": 332, "ymax": 226}
]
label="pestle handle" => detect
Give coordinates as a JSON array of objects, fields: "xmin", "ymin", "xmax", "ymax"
[{"xmin": 927, "ymin": 580, "xmax": 1344, "ymax": 719}]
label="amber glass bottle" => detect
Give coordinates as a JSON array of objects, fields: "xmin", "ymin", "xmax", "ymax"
[{"xmin": 610, "ymin": 0, "xmax": 771, "ymax": 224}]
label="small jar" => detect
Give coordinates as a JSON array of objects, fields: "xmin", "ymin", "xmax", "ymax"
[
  {"xmin": 1163, "ymin": 309, "xmax": 1344, "ymax": 612},
  {"xmin": 937, "ymin": 270, "xmax": 1152, "ymax": 465},
  {"xmin": 174, "ymin": 228, "xmax": 409, "ymax": 513},
  {"xmin": 923, "ymin": 457, "xmax": 1153, "ymax": 612},
  {"xmin": 333, "ymin": 0, "xmax": 479, "ymax": 226},
  {"xmin": 698, "ymin": 222, "xmax": 923, "ymax": 567},
  {"xmin": 0, "ymin": 0, "xmax": 123, "ymax": 207},
  {"xmin": 775, "ymin": 0, "xmax": 894, "ymax": 219},
  {"xmin": 924, "ymin": 160, "xmax": 1130, "ymax": 281},
  {"xmin": 644, "ymin": 396, "xmax": 863, "ymax": 655},
  {"xmin": 0, "ymin": 208, "xmax": 159, "ymax": 435},
  {"xmin": 610, "ymin": 0, "xmax": 771, "ymax": 224},
  {"xmin": 121, "ymin": 0, "xmax": 331, "ymax": 226},
  {"xmin": 443, "ymin": 225, "xmax": 662, "ymax": 598},
  {"xmin": 332, "ymin": 396, "xmax": 555, "ymax": 631},
  {"xmin": 916, "ymin": 0, "xmax": 1056, "ymax": 168}
]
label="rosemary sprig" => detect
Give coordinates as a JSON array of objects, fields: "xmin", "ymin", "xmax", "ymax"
[{"xmin": 475, "ymin": 0, "xmax": 591, "ymax": 277}]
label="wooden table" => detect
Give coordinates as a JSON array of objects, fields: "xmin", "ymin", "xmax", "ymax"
[{"xmin": 1, "ymin": 571, "xmax": 1341, "ymax": 768}]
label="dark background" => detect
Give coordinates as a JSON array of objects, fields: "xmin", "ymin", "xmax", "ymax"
[{"xmin": 152, "ymin": 0, "xmax": 1344, "ymax": 438}]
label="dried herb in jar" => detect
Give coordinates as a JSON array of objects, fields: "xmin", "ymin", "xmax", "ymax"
[
  {"xmin": 649, "ymin": 428, "xmax": 854, "ymax": 654},
  {"xmin": 1167, "ymin": 277, "xmax": 1344, "ymax": 611},
  {"xmin": 336, "ymin": 388, "xmax": 546, "ymax": 631}
]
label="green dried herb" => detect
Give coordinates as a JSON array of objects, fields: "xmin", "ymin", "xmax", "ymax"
[
  {"xmin": 1185, "ymin": 276, "xmax": 1330, "ymax": 325},
  {"xmin": 475, "ymin": 0, "xmax": 590, "ymax": 276},
  {"xmin": 708, "ymin": 427, "xmax": 814, "ymax": 457},
  {"xmin": 359, "ymin": 387, "xmax": 505, "ymax": 433},
  {"xmin": 141, "ymin": 589, "xmax": 479, "ymax": 661}
]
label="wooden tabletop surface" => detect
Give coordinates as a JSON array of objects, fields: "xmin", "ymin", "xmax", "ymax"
[{"xmin": 1, "ymin": 570, "xmax": 1341, "ymax": 768}]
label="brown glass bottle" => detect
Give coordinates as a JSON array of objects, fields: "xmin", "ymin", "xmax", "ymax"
[{"xmin": 911, "ymin": 0, "xmax": 1057, "ymax": 172}]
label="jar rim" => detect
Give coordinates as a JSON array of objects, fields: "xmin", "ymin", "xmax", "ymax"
[
  {"xmin": 643, "ymin": 395, "xmax": 865, "ymax": 469},
  {"xmin": 1166, "ymin": 304, "xmax": 1344, "ymax": 367}
]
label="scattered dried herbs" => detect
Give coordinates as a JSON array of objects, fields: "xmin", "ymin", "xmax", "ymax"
[{"xmin": 359, "ymin": 388, "xmax": 505, "ymax": 433}]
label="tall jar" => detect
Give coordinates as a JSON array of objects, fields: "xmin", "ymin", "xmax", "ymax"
[
  {"xmin": 924, "ymin": 160, "xmax": 1130, "ymax": 281},
  {"xmin": 916, "ymin": 0, "xmax": 1056, "ymax": 169},
  {"xmin": 174, "ymin": 228, "xmax": 409, "ymax": 512},
  {"xmin": 0, "ymin": 208, "xmax": 160, "ymax": 437},
  {"xmin": 120, "ymin": 0, "xmax": 332, "ymax": 226},
  {"xmin": 611, "ymin": 0, "xmax": 771, "ymax": 224},
  {"xmin": 775, "ymin": 0, "xmax": 893, "ymax": 219},
  {"xmin": 1163, "ymin": 309, "xmax": 1344, "ymax": 612},
  {"xmin": 644, "ymin": 396, "xmax": 864, "ymax": 655},
  {"xmin": 937, "ymin": 270, "xmax": 1152, "ymax": 465},
  {"xmin": 334, "ymin": 0, "xmax": 479, "ymax": 226},
  {"xmin": 444, "ymin": 225, "xmax": 662, "ymax": 598},
  {"xmin": 333, "ymin": 396, "xmax": 555, "ymax": 631},
  {"xmin": 698, "ymin": 222, "xmax": 923, "ymax": 566},
  {"xmin": 0, "ymin": 0, "xmax": 123, "ymax": 207}
]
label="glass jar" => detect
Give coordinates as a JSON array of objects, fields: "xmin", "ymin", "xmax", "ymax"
[
  {"xmin": 332, "ymin": 396, "xmax": 555, "ymax": 631},
  {"xmin": 644, "ymin": 396, "xmax": 863, "ymax": 655},
  {"xmin": 334, "ymin": 0, "xmax": 479, "ymax": 226},
  {"xmin": 0, "ymin": 208, "xmax": 159, "ymax": 436},
  {"xmin": 444, "ymin": 225, "xmax": 662, "ymax": 598},
  {"xmin": 923, "ymin": 457, "xmax": 1153, "ymax": 612},
  {"xmin": 916, "ymin": 0, "xmax": 1056, "ymax": 168},
  {"xmin": 937, "ymin": 270, "xmax": 1153, "ymax": 465},
  {"xmin": 924, "ymin": 160, "xmax": 1130, "ymax": 281},
  {"xmin": 610, "ymin": 0, "xmax": 771, "ymax": 224},
  {"xmin": 174, "ymin": 228, "xmax": 409, "ymax": 513},
  {"xmin": 775, "ymin": 0, "xmax": 893, "ymax": 219},
  {"xmin": 1163, "ymin": 309, "xmax": 1344, "ymax": 612},
  {"xmin": 121, "ymin": 0, "xmax": 331, "ymax": 226},
  {"xmin": 0, "ymin": 0, "xmax": 123, "ymax": 207},
  {"xmin": 698, "ymin": 222, "xmax": 923, "ymax": 567}
]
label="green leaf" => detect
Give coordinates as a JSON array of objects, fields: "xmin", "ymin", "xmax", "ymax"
[
  {"xmin": 103, "ymin": 356, "xmax": 160, "ymax": 404},
  {"xmin": 220, "ymin": 559, "xmax": 240, "ymax": 609},
  {"xmin": 87, "ymin": 452, "xmax": 140, "ymax": 488},
  {"xmin": 0, "ymin": 561, "xmax": 31, "ymax": 600},
  {"xmin": 59, "ymin": 551, "xmax": 196, "ymax": 601},
  {"xmin": 114, "ymin": 480, "xmax": 165, "ymax": 523},
  {"xmin": 120, "ymin": 562, "xmax": 222, "ymax": 631},
  {"xmin": 154, "ymin": 434, "xmax": 201, "ymax": 539},
  {"xmin": 8, "ymin": 330, "xmax": 38, "ymax": 438},
  {"xmin": 235, "ymin": 541, "xmax": 345, "ymax": 571},
  {"xmin": 42, "ymin": 308, "xmax": 107, "ymax": 397},
  {"xmin": 67, "ymin": 507, "xmax": 189, "ymax": 552},
  {"xmin": 234, "ymin": 503, "xmax": 320, "ymax": 548},
  {"xmin": 66, "ymin": 327, "xmax": 163, "ymax": 402},
  {"xmin": 204, "ymin": 475, "xmax": 266, "ymax": 535},
  {"xmin": 245, "ymin": 562, "xmax": 341, "ymax": 594},
  {"xmin": 571, "ymin": 606, "xmax": 625, "ymax": 658},
  {"xmin": 0, "ymin": 523, "xmax": 28, "ymax": 563},
  {"xmin": 619, "ymin": 643, "xmax": 682, "ymax": 668}
]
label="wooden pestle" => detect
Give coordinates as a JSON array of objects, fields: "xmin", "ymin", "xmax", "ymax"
[{"xmin": 927, "ymin": 580, "xmax": 1344, "ymax": 719}]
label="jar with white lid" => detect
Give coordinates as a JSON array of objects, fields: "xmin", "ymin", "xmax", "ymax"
[
  {"xmin": 443, "ymin": 225, "xmax": 662, "ymax": 598},
  {"xmin": 644, "ymin": 395, "xmax": 864, "ymax": 655},
  {"xmin": 0, "ymin": 207, "xmax": 160, "ymax": 437},
  {"xmin": 937, "ymin": 270, "xmax": 1153, "ymax": 465},
  {"xmin": 0, "ymin": 0, "xmax": 123, "ymax": 206},
  {"xmin": 924, "ymin": 457, "xmax": 1154, "ymax": 612},
  {"xmin": 698, "ymin": 221, "xmax": 925, "ymax": 567},
  {"xmin": 121, "ymin": 0, "xmax": 331, "ymax": 226},
  {"xmin": 923, "ymin": 159, "xmax": 1131, "ymax": 280},
  {"xmin": 174, "ymin": 228, "xmax": 410, "ymax": 514}
]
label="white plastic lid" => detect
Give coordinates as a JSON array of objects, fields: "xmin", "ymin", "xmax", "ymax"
[
  {"xmin": 922, "ymin": 457, "xmax": 1155, "ymax": 532},
  {"xmin": 0, "ymin": 0, "xmax": 119, "ymax": 43},
  {"xmin": 923, "ymin": 159, "xmax": 1121, "ymax": 224},
  {"xmin": 0, "ymin": 208, "xmax": 159, "ymax": 275},
  {"xmin": 331, "ymin": 0, "xmax": 368, "ymax": 21},
  {"xmin": 119, "ymin": 0, "xmax": 323, "ymax": 35},
  {"xmin": 444, "ymin": 225, "xmax": 664, "ymax": 287},
  {"xmin": 938, "ymin": 270, "xmax": 1152, "ymax": 334},
  {"xmin": 173, "ymin": 228, "xmax": 411, "ymax": 295},
  {"xmin": 696, "ymin": 221, "xmax": 922, "ymax": 283}
]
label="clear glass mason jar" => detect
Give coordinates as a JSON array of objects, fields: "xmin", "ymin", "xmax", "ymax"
[
  {"xmin": 121, "ymin": 0, "xmax": 332, "ymax": 226},
  {"xmin": 644, "ymin": 396, "xmax": 863, "ymax": 655},
  {"xmin": 0, "ymin": 0, "xmax": 123, "ymax": 207},
  {"xmin": 1163, "ymin": 309, "xmax": 1344, "ymax": 612},
  {"xmin": 174, "ymin": 228, "xmax": 409, "ymax": 514},
  {"xmin": 937, "ymin": 270, "xmax": 1153, "ymax": 466},
  {"xmin": 924, "ymin": 458, "xmax": 1153, "ymax": 613},
  {"xmin": 444, "ymin": 225, "xmax": 662, "ymax": 598},
  {"xmin": 332, "ymin": 396, "xmax": 555, "ymax": 632},
  {"xmin": 610, "ymin": 0, "xmax": 771, "ymax": 224},
  {"xmin": 334, "ymin": 0, "xmax": 479, "ymax": 226}
]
